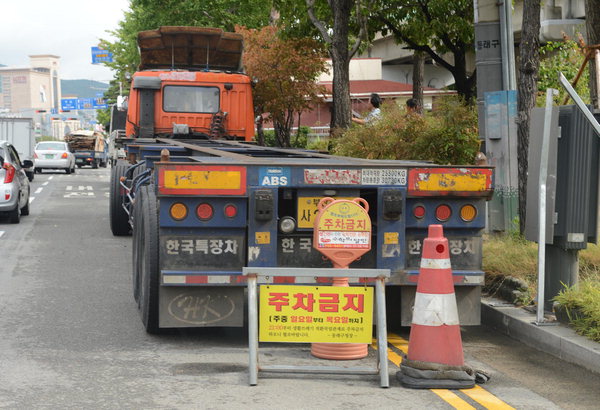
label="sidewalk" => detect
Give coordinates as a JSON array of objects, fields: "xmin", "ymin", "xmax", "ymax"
[{"xmin": 481, "ymin": 297, "xmax": 600, "ymax": 375}]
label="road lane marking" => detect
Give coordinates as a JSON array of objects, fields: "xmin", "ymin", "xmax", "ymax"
[
  {"xmin": 29, "ymin": 197, "xmax": 35, "ymax": 203},
  {"xmin": 42, "ymin": 181, "xmax": 49, "ymax": 186},
  {"xmin": 460, "ymin": 385, "xmax": 515, "ymax": 410},
  {"xmin": 431, "ymin": 390, "xmax": 476, "ymax": 410},
  {"xmin": 0, "ymin": 231, "xmax": 4, "ymax": 238},
  {"xmin": 35, "ymin": 187, "xmax": 43, "ymax": 194},
  {"xmin": 385, "ymin": 333, "xmax": 515, "ymax": 410},
  {"xmin": 371, "ymin": 339, "xmax": 403, "ymax": 367},
  {"xmin": 48, "ymin": 176, "xmax": 53, "ymax": 180}
]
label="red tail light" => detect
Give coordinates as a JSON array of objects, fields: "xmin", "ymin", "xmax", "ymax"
[
  {"xmin": 435, "ymin": 204, "xmax": 452, "ymax": 222},
  {"xmin": 413, "ymin": 204, "xmax": 426, "ymax": 219},
  {"xmin": 34, "ymin": 152, "xmax": 38, "ymax": 159},
  {"xmin": 196, "ymin": 203, "xmax": 214, "ymax": 220},
  {"xmin": 61, "ymin": 152, "xmax": 68, "ymax": 159},
  {"xmin": 224, "ymin": 204, "xmax": 238, "ymax": 218},
  {"xmin": 3, "ymin": 162, "xmax": 16, "ymax": 183}
]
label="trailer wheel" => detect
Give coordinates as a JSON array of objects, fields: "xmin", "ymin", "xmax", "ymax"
[
  {"xmin": 139, "ymin": 185, "xmax": 160, "ymax": 334},
  {"xmin": 131, "ymin": 184, "xmax": 146, "ymax": 304},
  {"xmin": 109, "ymin": 163, "xmax": 131, "ymax": 236}
]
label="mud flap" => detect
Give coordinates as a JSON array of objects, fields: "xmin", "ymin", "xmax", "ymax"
[{"xmin": 159, "ymin": 286, "xmax": 244, "ymax": 327}]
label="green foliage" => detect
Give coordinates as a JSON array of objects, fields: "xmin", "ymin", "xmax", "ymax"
[
  {"xmin": 538, "ymin": 38, "xmax": 590, "ymax": 105},
  {"xmin": 238, "ymin": 25, "xmax": 327, "ymax": 147},
  {"xmin": 375, "ymin": 0, "xmax": 476, "ymax": 100},
  {"xmin": 554, "ymin": 281, "xmax": 600, "ymax": 342},
  {"xmin": 263, "ymin": 126, "xmax": 319, "ymax": 149},
  {"xmin": 331, "ymin": 96, "xmax": 480, "ymax": 164}
]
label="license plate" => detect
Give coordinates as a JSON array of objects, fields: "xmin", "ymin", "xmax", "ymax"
[
  {"xmin": 297, "ymin": 196, "xmax": 352, "ymax": 229},
  {"xmin": 45, "ymin": 154, "xmax": 54, "ymax": 159}
]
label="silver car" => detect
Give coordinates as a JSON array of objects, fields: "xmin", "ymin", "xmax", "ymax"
[
  {"xmin": 0, "ymin": 141, "xmax": 31, "ymax": 223},
  {"xmin": 34, "ymin": 141, "xmax": 76, "ymax": 174}
]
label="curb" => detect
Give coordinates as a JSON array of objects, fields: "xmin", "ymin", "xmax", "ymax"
[{"xmin": 481, "ymin": 297, "xmax": 600, "ymax": 375}]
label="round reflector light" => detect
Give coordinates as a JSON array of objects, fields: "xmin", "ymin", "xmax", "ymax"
[
  {"xmin": 435, "ymin": 204, "xmax": 452, "ymax": 222},
  {"xmin": 413, "ymin": 205, "xmax": 426, "ymax": 219},
  {"xmin": 279, "ymin": 216, "xmax": 296, "ymax": 233},
  {"xmin": 460, "ymin": 204, "xmax": 477, "ymax": 222},
  {"xmin": 224, "ymin": 204, "xmax": 238, "ymax": 218},
  {"xmin": 170, "ymin": 203, "xmax": 188, "ymax": 221},
  {"xmin": 197, "ymin": 203, "xmax": 214, "ymax": 220}
]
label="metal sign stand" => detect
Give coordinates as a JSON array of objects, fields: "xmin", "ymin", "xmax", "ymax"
[
  {"xmin": 535, "ymin": 88, "xmax": 557, "ymax": 326},
  {"xmin": 243, "ymin": 267, "xmax": 390, "ymax": 388}
]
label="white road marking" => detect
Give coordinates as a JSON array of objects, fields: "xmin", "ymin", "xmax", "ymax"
[
  {"xmin": 29, "ymin": 197, "xmax": 35, "ymax": 203},
  {"xmin": 0, "ymin": 231, "xmax": 4, "ymax": 238},
  {"xmin": 66, "ymin": 186, "xmax": 73, "ymax": 191},
  {"xmin": 64, "ymin": 192, "xmax": 95, "ymax": 198},
  {"xmin": 35, "ymin": 187, "xmax": 43, "ymax": 194},
  {"xmin": 48, "ymin": 176, "xmax": 54, "ymax": 180},
  {"xmin": 42, "ymin": 182, "xmax": 49, "ymax": 186},
  {"xmin": 80, "ymin": 186, "xmax": 93, "ymax": 191}
]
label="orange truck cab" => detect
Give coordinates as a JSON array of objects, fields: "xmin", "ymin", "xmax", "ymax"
[{"xmin": 124, "ymin": 27, "xmax": 255, "ymax": 141}]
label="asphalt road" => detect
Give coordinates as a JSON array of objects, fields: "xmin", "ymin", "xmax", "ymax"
[{"xmin": 1, "ymin": 167, "xmax": 599, "ymax": 409}]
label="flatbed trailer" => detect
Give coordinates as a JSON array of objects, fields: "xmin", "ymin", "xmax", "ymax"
[{"xmin": 111, "ymin": 137, "xmax": 493, "ymax": 333}]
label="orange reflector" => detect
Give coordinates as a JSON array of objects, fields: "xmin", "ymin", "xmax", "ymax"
[
  {"xmin": 460, "ymin": 204, "xmax": 477, "ymax": 221},
  {"xmin": 224, "ymin": 204, "xmax": 237, "ymax": 218},
  {"xmin": 435, "ymin": 204, "xmax": 452, "ymax": 222},
  {"xmin": 197, "ymin": 203, "xmax": 214, "ymax": 220},
  {"xmin": 170, "ymin": 203, "xmax": 188, "ymax": 221},
  {"xmin": 413, "ymin": 205, "xmax": 426, "ymax": 219}
]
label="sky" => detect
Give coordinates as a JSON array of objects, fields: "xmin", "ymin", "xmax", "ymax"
[{"xmin": 0, "ymin": 0, "xmax": 131, "ymax": 82}]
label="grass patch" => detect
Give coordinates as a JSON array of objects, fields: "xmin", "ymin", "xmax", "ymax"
[
  {"xmin": 554, "ymin": 281, "xmax": 600, "ymax": 342},
  {"xmin": 483, "ymin": 234, "xmax": 600, "ymax": 342}
]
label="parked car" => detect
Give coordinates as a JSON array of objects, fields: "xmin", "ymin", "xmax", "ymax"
[
  {"xmin": 0, "ymin": 140, "xmax": 31, "ymax": 223},
  {"xmin": 34, "ymin": 141, "xmax": 76, "ymax": 174}
]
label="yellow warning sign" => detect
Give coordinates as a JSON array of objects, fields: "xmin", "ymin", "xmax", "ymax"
[{"xmin": 259, "ymin": 285, "xmax": 373, "ymax": 343}]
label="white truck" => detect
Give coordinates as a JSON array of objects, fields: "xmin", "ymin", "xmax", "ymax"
[{"xmin": 0, "ymin": 117, "xmax": 35, "ymax": 181}]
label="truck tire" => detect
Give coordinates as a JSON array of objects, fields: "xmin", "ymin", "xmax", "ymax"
[
  {"xmin": 109, "ymin": 163, "xmax": 131, "ymax": 236},
  {"xmin": 92, "ymin": 160, "xmax": 99, "ymax": 169},
  {"xmin": 131, "ymin": 185, "xmax": 146, "ymax": 304},
  {"xmin": 139, "ymin": 185, "xmax": 160, "ymax": 334}
]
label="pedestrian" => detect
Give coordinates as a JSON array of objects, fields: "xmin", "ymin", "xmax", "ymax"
[
  {"xmin": 406, "ymin": 98, "xmax": 419, "ymax": 113},
  {"xmin": 352, "ymin": 93, "xmax": 382, "ymax": 125}
]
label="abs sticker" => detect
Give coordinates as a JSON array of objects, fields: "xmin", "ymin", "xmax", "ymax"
[{"xmin": 259, "ymin": 167, "xmax": 290, "ymax": 186}]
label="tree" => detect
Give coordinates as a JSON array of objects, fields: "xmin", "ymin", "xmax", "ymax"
[
  {"xmin": 237, "ymin": 25, "xmax": 327, "ymax": 147},
  {"xmin": 585, "ymin": 0, "xmax": 600, "ymax": 108},
  {"xmin": 307, "ymin": 0, "xmax": 370, "ymax": 130},
  {"xmin": 516, "ymin": 0, "xmax": 541, "ymax": 234},
  {"xmin": 412, "ymin": 51, "xmax": 425, "ymax": 114},
  {"xmin": 376, "ymin": 0, "xmax": 476, "ymax": 101},
  {"xmin": 275, "ymin": 0, "xmax": 371, "ymax": 131},
  {"xmin": 100, "ymin": 0, "xmax": 272, "ymax": 85}
]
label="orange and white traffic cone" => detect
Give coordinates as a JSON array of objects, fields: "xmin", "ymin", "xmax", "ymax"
[{"xmin": 398, "ymin": 224, "xmax": 475, "ymax": 389}]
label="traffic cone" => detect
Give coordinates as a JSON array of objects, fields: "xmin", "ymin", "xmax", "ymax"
[{"xmin": 406, "ymin": 224, "xmax": 464, "ymax": 366}]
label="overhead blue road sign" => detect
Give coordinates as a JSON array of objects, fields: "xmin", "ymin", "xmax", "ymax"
[
  {"xmin": 91, "ymin": 47, "xmax": 113, "ymax": 64},
  {"xmin": 61, "ymin": 98, "xmax": 78, "ymax": 111},
  {"xmin": 61, "ymin": 97, "xmax": 108, "ymax": 111}
]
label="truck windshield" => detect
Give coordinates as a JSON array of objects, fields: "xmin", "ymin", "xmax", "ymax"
[{"xmin": 163, "ymin": 86, "xmax": 220, "ymax": 113}]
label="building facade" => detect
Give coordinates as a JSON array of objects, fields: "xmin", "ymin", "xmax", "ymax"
[{"xmin": 0, "ymin": 55, "xmax": 62, "ymax": 114}]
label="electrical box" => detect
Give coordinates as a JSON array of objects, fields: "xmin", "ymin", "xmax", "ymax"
[{"xmin": 526, "ymin": 105, "xmax": 600, "ymax": 249}]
